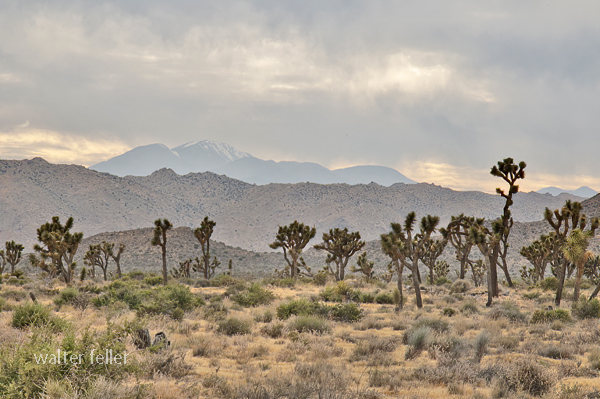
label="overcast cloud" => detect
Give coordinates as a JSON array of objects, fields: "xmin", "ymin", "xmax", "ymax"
[{"xmin": 1, "ymin": 1, "xmax": 599, "ymax": 192}]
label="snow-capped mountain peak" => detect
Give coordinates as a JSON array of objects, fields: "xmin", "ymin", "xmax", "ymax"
[{"xmin": 174, "ymin": 140, "xmax": 252, "ymax": 162}]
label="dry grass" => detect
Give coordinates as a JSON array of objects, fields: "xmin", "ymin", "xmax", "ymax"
[{"xmin": 3, "ymin": 276, "xmax": 600, "ymax": 398}]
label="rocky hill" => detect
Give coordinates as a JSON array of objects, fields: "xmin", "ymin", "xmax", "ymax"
[{"xmin": 0, "ymin": 158, "xmax": 583, "ymax": 254}]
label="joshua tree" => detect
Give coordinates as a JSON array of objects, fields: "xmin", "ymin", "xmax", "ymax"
[
  {"xmin": 381, "ymin": 223, "xmax": 408, "ymax": 310},
  {"xmin": 194, "ymin": 217, "xmax": 221, "ymax": 279},
  {"xmin": 519, "ymin": 235, "xmax": 553, "ymax": 283},
  {"xmin": 110, "ymin": 243, "xmax": 126, "ymax": 279},
  {"xmin": 441, "ymin": 214, "xmax": 476, "ymax": 279},
  {"xmin": 351, "ymin": 252, "xmax": 376, "ymax": 282},
  {"xmin": 270, "ymin": 221, "xmax": 316, "ymax": 279},
  {"xmin": 469, "ymin": 217, "xmax": 502, "ymax": 307},
  {"xmin": 314, "ymin": 227, "xmax": 365, "ymax": 281},
  {"xmin": 563, "ymin": 228, "xmax": 595, "ymax": 301},
  {"xmin": 584, "ymin": 255, "xmax": 600, "ymax": 300},
  {"xmin": 421, "ymin": 237, "xmax": 447, "ymax": 285},
  {"xmin": 171, "ymin": 258, "xmax": 193, "ymax": 279},
  {"xmin": 152, "ymin": 218, "xmax": 173, "ymax": 285},
  {"xmin": 83, "ymin": 241, "xmax": 113, "ymax": 281},
  {"xmin": 30, "ymin": 216, "xmax": 83, "ymax": 284},
  {"xmin": 544, "ymin": 200, "xmax": 598, "ymax": 306},
  {"xmin": 1, "ymin": 241, "xmax": 24, "ymax": 274},
  {"xmin": 489, "ymin": 157, "xmax": 527, "ymax": 289}
]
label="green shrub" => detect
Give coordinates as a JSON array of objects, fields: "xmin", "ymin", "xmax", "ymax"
[
  {"xmin": 287, "ymin": 316, "xmax": 330, "ymax": 334},
  {"xmin": 12, "ymin": 302, "xmax": 52, "ymax": 329},
  {"xmin": 539, "ymin": 276, "xmax": 559, "ymax": 291},
  {"xmin": 572, "ymin": 296, "xmax": 600, "ymax": 319},
  {"xmin": 487, "ymin": 301, "xmax": 527, "ymax": 323},
  {"xmin": 530, "ymin": 309, "xmax": 571, "ymax": 324},
  {"xmin": 523, "ymin": 291, "xmax": 541, "ymax": 300},
  {"xmin": 144, "ymin": 275, "xmax": 163, "ymax": 286},
  {"xmin": 587, "ymin": 347, "xmax": 600, "ymax": 370},
  {"xmin": 375, "ymin": 291, "xmax": 394, "ymax": 304},
  {"xmin": 254, "ymin": 310, "xmax": 273, "ymax": 323},
  {"xmin": 217, "ymin": 317, "xmax": 251, "ymax": 335},
  {"xmin": 53, "ymin": 287, "xmax": 79, "ymax": 308},
  {"xmin": 231, "ymin": 283, "xmax": 275, "ymax": 307},
  {"xmin": 329, "ymin": 303, "xmax": 363, "ymax": 323},
  {"xmin": 319, "ymin": 287, "xmax": 342, "ymax": 302},
  {"xmin": 413, "ymin": 318, "xmax": 449, "ymax": 333},
  {"xmin": 434, "ymin": 276, "xmax": 451, "ymax": 286},
  {"xmin": 277, "ymin": 298, "xmax": 320, "ymax": 320},
  {"xmin": 260, "ymin": 322, "xmax": 286, "ymax": 338},
  {"xmin": 313, "ymin": 271, "xmax": 328, "ymax": 286},
  {"xmin": 357, "ymin": 292, "xmax": 376, "ymax": 303}
]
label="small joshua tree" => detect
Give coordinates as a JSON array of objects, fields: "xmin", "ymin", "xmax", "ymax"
[
  {"xmin": 110, "ymin": 243, "xmax": 126, "ymax": 279},
  {"xmin": 152, "ymin": 218, "xmax": 173, "ymax": 285},
  {"xmin": 83, "ymin": 241, "xmax": 113, "ymax": 281},
  {"xmin": 1, "ymin": 241, "xmax": 24, "ymax": 274},
  {"xmin": 30, "ymin": 216, "xmax": 83, "ymax": 284},
  {"xmin": 351, "ymin": 252, "xmax": 375, "ymax": 282},
  {"xmin": 314, "ymin": 227, "xmax": 365, "ymax": 281},
  {"xmin": 194, "ymin": 217, "xmax": 221, "ymax": 279},
  {"xmin": 270, "ymin": 221, "xmax": 316, "ymax": 279}
]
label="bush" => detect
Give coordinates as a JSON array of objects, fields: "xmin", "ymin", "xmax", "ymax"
[
  {"xmin": 449, "ymin": 279, "xmax": 471, "ymax": 293},
  {"xmin": 357, "ymin": 291, "xmax": 376, "ymax": 303},
  {"xmin": 404, "ymin": 327, "xmax": 431, "ymax": 360},
  {"xmin": 487, "ymin": 301, "xmax": 527, "ymax": 323},
  {"xmin": 375, "ymin": 291, "xmax": 394, "ymax": 304},
  {"xmin": 539, "ymin": 276, "xmax": 559, "ymax": 291},
  {"xmin": 277, "ymin": 298, "xmax": 320, "ymax": 320},
  {"xmin": 53, "ymin": 287, "xmax": 79, "ymax": 308},
  {"xmin": 442, "ymin": 308, "xmax": 457, "ymax": 317},
  {"xmin": 217, "ymin": 317, "xmax": 252, "ymax": 335},
  {"xmin": 287, "ymin": 316, "xmax": 330, "ymax": 334},
  {"xmin": 434, "ymin": 276, "xmax": 451, "ymax": 286},
  {"xmin": 412, "ymin": 318, "xmax": 449, "ymax": 334},
  {"xmin": 538, "ymin": 344, "xmax": 574, "ymax": 359},
  {"xmin": 231, "ymin": 283, "xmax": 275, "ymax": 307},
  {"xmin": 572, "ymin": 296, "xmax": 600, "ymax": 319},
  {"xmin": 12, "ymin": 303, "xmax": 52, "ymax": 329},
  {"xmin": 530, "ymin": 309, "xmax": 571, "ymax": 324},
  {"xmin": 460, "ymin": 301, "xmax": 479, "ymax": 315},
  {"xmin": 260, "ymin": 322, "xmax": 286, "ymax": 338},
  {"xmin": 143, "ymin": 275, "xmax": 163, "ymax": 286},
  {"xmin": 319, "ymin": 287, "xmax": 342, "ymax": 302},
  {"xmin": 352, "ymin": 336, "xmax": 397, "ymax": 360},
  {"xmin": 503, "ymin": 358, "xmax": 553, "ymax": 396},
  {"xmin": 329, "ymin": 303, "xmax": 363, "ymax": 323}
]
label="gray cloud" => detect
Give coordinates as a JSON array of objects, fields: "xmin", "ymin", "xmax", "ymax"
[{"xmin": 1, "ymin": 0, "xmax": 599, "ymax": 191}]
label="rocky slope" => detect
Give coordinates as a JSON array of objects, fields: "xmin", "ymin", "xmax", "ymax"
[{"xmin": 0, "ymin": 158, "xmax": 583, "ymax": 254}]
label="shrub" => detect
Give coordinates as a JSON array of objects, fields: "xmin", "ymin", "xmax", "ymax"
[
  {"xmin": 254, "ymin": 310, "xmax": 274, "ymax": 323},
  {"xmin": 539, "ymin": 276, "xmax": 559, "ymax": 291},
  {"xmin": 287, "ymin": 316, "xmax": 330, "ymax": 334},
  {"xmin": 277, "ymin": 298, "xmax": 319, "ymax": 320},
  {"xmin": 504, "ymin": 358, "xmax": 553, "ymax": 396},
  {"xmin": 442, "ymin": 308, "xmax": 457, "ymax": 317},
  {"xmin": 404, "ymin": 327, "xmax": 431, "ymax": 360},
  {"xmin": 435, "ymin": 276, "xmax": 451, "ymax": 286},
  {"xmin": 460, "ymin": 301, "xmax": 479, "ymax": 315},
  {"xmin": 53, "ymin": 287, "xmax": 79, "ymax": 308},
  {"xmin": 473, "ymin": 331, "xmax": 490, "ymax": 363},
  {"xmin": 217, "ymin": 317, "xmax": 252, "ymax": 335},
  {"xmin": 260, "ymin": 322, "xmax": 286, "ymax": 338},
  {"xmin": 538, "ymin": 344, "xmax": 574, "ymax": 359},
  {"xmin": 357, "ymin": 292, "xmax": 376, "ymax": 303},
  {"xmin": 375, "ymin": 291, "xmax": 394, "ymax": 304},
  {"xmin": 587, "ymin": 346, "xmax": 600, "ymax": 370},
  {"xmin": 231, "ymin": 283, "xmax": 275, "ymax": 307},
  {"xmin": 352, "ymin": 336, "xmax": 397, "ymax": 359},
  {"xmin": 487, "ymin": 301, "xmax": 527, "ymax": 323},
  {"xmin": 530, "ymin": 309, "xmax": 571, "ymax": 324},
  {"xmin": 143, "ymin": 275, "xmax": 163, "ymax": 286},
  {"xmin": 319, "ymin": 287, "xmax": 342, "ymax": 302},
  {"xmin": 572, "ymin": 296, "xmax": 600, "ymax": 319},
  {"xmin": 449, "ymin": 279, "xmax": 471, "ymax": 293},
  {"xmin": 329, "ymin": 303, "xmax": 363, "ymax": 322},
  {"xmin": 412, "ymin": 318, "xmax": 449, "ymax": 333},
  {"xmin": 313, "ymin": 270, "xmax": 329, "ymax": 286},
  {"xmin": 12, "ymin": 303, "xmax": 52, "ymax": 329}
]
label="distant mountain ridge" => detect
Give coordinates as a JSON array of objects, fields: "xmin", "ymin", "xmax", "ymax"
[
  {"xmin": 537, "ymin": 186, "xmax": 597, "ymax": 198},
  {"xmin": 90, "ymin": 140, "xmax": 416, "ymax": 186},
  {"xmin": 0, "ymin": 158, "xmax": 584, "ymax": 253}
]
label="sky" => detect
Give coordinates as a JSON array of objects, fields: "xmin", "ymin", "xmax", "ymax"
[{"xmin": 1, "ymin": 1, "xmax": 599, "ymax": 192}]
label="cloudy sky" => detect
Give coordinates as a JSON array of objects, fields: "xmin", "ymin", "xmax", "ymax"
[{"xmin": 1, "ymin": 1, "xmax": 599, "ymax": 192}]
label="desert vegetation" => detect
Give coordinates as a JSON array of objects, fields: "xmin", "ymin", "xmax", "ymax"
[{"xmin": 3, "ymin": 157, "xmax": 600, "ymax": 398}]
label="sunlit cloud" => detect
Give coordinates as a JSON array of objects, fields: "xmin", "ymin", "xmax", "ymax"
[{"xmin": 0, "ymin": 126, "xmax": 130, "ymax": 166}]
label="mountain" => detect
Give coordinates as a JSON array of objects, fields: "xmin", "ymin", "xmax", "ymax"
[
  {"xmin": 90, "ymin": 140, "xmax": 252, "ymax": 176},
  {"xmin": 537, "ymin": 185, "xmax": 597, "ymax": 198},
  {"xmin": 0, "ymin": 158, "xmax": 582, "ymax": 253},
  {"xmin": 90, "ymin": 140, "xmax": 415, "ymax": 186}
]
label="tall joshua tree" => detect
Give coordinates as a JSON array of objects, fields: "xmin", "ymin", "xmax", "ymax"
[
  {"xmin": 0, "ymin": 241, "xmax": 24, "ymax": 274},
  {"xmin": 314, "ymin": 227, "xmax": 365, "ymax": 281},
  {"xmin": 469, "ymin": 218, "xmax": 502, "ymax": 307},
  {"xmin": 152, "ymin": 218, "xmax": 173, "ymax": 285},
  {"xmin": 270, "ymin": 221, "xmax": 316, "ymax": 278},
  {"xmin": 30, "ymin": 216, "xmax": 83, "ymax": 284},
  {"xmin": 490, "ymin": 157, "xmax": 526, "ymax": 289},
  {"xmin": 194, "ymin": 217, "xmax": 221, "ymax": 279}
]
